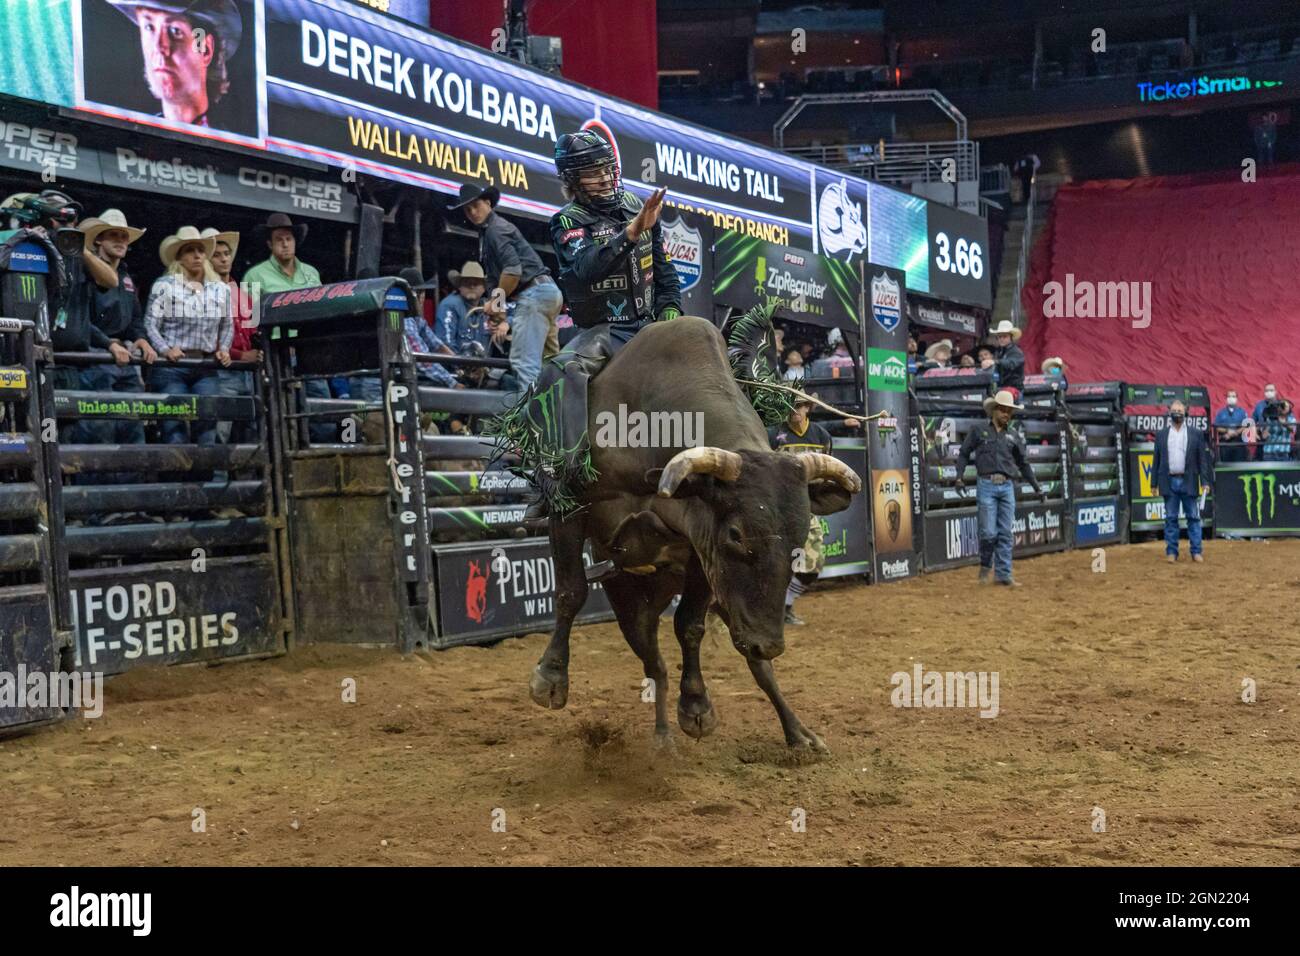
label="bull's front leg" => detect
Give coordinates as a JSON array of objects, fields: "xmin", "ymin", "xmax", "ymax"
[
  {"xmin": 746, "ymin": 659, "xmax": 829, "ymax": 755},
  {"xmin": 673, "ymin": 555, "xmax": 718, "ymax": 739},
  {"xmin": 529, "ymin": 514, "xmax": 588, "ymax": 709}
]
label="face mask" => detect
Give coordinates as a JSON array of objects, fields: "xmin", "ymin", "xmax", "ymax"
[
  {"xmin": 1048, "ymin": 367, "xmax": 1061, "ymax": 376},
  {"xmin": 1226, "ymin": 396, "xmax": 1237, "ymax": 406},
  {"xmin": 1171, "ymin": 412, "xmax": 1185, "ymax": 424},
  {"xmin": 1265, "ymin": 391, "xmax": 1276, "ymax": 400}
]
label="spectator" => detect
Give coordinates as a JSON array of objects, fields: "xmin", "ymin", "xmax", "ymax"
[
  {"xmin": 1213, "ymin": 388, "xmax": 1248, "ymax": 462},
  {"xmin": 958, "ymin": 353, "xmax": 976, "ymax": 368},
  {"xmin": 986, "ymin": 320, "xmax": 1024, "ymax": 396},
  {"xmin": 437, "ymin": 261, "xmax": 490, "ymax": 354},
  {"xmin": 242, "ymin": 212, "xmax": 331, "ymax": 441},
  {"xmin": 1261, "ymin": 398, "xmax": 1296, "ymax": 462},
  {"xmin": 201, "ymin": 227, "xmax": 257, "ymax": 455},
  {"xmin": 1013, "ymin": 153, "xmax": 1040, "ymax": 204},
  {"xmin": 1041, "ymin": 356, "xmax": 1068, "ymax": 390},
  {"xmin": 955, "ymin": 389, "xmax": 1045, "ymax": 587},
  {"xmin": 824, "ymin": 327, "xmax": 855, "ymax": 368},
  {"xmin": 1253, "ymin": 383, "xmax": 1279, "ymax": 422},
  {"xmin": 78, "ymin": 209, "xmax": 155, "ymax": 486},
  {"xmin": 906, "ymin": 333, "xmax": 919, "ymax": 374},
  {"xmin": 144, "ymin": 226, "xmax": 231, "ymax": 446},
  {"xmin": 768, "ymin": 395, "xmax": 832, "ymax": 625},
  {"xmin": 449, "ymin": 183, "xmax": 561, "ymax": 393},
  {"xmin": 398, "ymin": 267, "xmax": 459, "ymax": 389},
  {"xmin": 783, "ymin": 347, "xmax": 806, "ymax": 382},
  {"xmin": 1151, "ymin": 399, "xmax": 1210, "ymax": 563},
  {"xmin": 921, "ymin": 338, "xmax": 953, "ymax": 371}
]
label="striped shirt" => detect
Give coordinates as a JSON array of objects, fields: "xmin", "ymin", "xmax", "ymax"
[{"xmin": 144, "ymin": 274, "xmax": 233, "ymax": 354}]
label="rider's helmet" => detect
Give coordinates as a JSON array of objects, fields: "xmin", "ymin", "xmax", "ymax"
[{"xmin": 554, "ymin": 129, "xmax": 621, "ymax": 214}]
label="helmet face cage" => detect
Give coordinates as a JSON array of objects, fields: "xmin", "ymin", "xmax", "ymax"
[{"xmin": 564, "ymin": 157, "xmax": 621, "ymax": 210}]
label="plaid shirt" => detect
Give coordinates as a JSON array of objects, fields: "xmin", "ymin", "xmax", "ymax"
[
  {"xmin": 404, "ymin": 316, "xmax": 457, "ymax": 387},
  {"xmin": 144, "ymin": 274, "xmax": 233, "ymax": 354}
]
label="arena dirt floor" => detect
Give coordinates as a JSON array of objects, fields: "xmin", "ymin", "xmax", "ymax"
[{"xmin": 3, "ymin": 539, "xmax": 1298, "ymax": 866}]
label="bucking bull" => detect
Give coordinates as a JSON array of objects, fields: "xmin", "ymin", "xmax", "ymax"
[{"xmin": 527, "ymin": 316, "xmax": 862, "ymax": 753}]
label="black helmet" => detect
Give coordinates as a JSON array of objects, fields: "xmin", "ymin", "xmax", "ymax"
[{"xmin": 555, "ymin": 129, "xmax": 620, "ymax": 213}]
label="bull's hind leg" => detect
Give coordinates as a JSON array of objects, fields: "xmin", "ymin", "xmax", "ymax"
[
  {"xmin": 602, "ymin": 572, "xmax": 674, "ymax": 740},
  {"xmin": 674, "ymin": 555, "xmax": 719, "ymax": 739},
  {"xmin": 529, "ymin": 515, "xmax": 587, "ymax": 709},
  {"xmin": 746, "ymin": 659, "xmax": 829, "ymax": 754}
]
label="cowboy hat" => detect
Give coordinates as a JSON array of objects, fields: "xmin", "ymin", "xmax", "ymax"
[
  {"xmin": 253, "ymin": 212, "xmax": 307, "ymax": 244},
  {"xmin": 79, "ymin": 209, "xmax": 145, "ymax": 245},
  {"xmin": 199, "ymin": 226, "xmax": 239, "ymax": 259},
  {"xmin": 986, "ymin": 319, "xmax": 1023, "ymax": 341},
  {"xmin": 398, "ymin": 266, "xmax": 437, "ymax": 291},
  {"xmin": 924, "ymin": 338, "xmax": 954, "ymax": 361},
  {"xmin": 1041, "ymin": 356, "xmax": 1066, "ymax": 374},
  {"xmin": 107, "ymin": 0, "xmax": 242, "ymax": 57},
  {"xmin": 447, "ymin": 260, "xmax": 486, "ymax": 285},
  {"xmin": 448, "ymin": 182, "xmax": 500, "ymax": 210},
  {"xmin": 158, "ymin": 225, "xmax": 215, "ymax": 267},
  {"xmin": 982, "ymin": 389, "xmax": 1024, "ymax": 415}
]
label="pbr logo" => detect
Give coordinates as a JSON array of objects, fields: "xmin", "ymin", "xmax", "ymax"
[
  {"xmin": 817, "ymin": 178, "xmax": 867, "ymax": 262},
  {"xmin": 870, "ymin": 272, "xmax": 902, "ymax": 334},
  {"xmin": 662, "ymin": 216, "xmax": 702, "ymax": 292}
]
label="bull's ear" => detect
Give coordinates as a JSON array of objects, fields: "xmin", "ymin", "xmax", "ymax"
[
  {"xmin": 642, "ymin": 468, "xmax": 710, "ymax": 498},
  {"xmin": 808, "ymin": 479, "xmax": 852, "ymax": 516}
]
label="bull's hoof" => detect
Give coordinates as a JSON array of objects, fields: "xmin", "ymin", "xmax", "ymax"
[
  {"xmin": 653, "ymin": 729, "xmax": 677, "ymax": 752},
  {"xmin": 529, "ymin": 664, "xmax": 569, "ymax": 709},
  {"xmin": 677, "ymin": 694, "xmax": 718, "ymax": 739},
  {"xmin": 786, "ymin": 725, "xmax": 830, "ymax": 755}
]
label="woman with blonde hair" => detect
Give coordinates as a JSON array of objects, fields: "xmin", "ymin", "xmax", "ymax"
[{"xmin": 144, "ymin": 226, "xmax": 232, "ymax": 445}]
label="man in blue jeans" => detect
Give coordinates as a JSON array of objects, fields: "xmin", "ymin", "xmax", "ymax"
[
  {"xmin": 1151, "ymin": 399, "xmax": 1210, "ymax": 563},
  {"xmin": 448, "ymin": 182, "xmax": 561, "ymax": 395},
  {"xmin": 955, "ymin": 389, "xmax": 1046, "ymax": 587}
]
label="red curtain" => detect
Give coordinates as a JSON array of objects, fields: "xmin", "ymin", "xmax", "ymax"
[
  {"xmin": 1021, "ymin": 165, "xmax": 1300, "ymax": 415},
  {"xmin": 429, "ymin": 1, "xmax": 660, "ymax": 110}
]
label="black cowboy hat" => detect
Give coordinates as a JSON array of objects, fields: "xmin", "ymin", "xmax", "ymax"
[
  {"xmin": 253, "ymin": 212, "xmax": 307, "ymax": 244},
  {"xmin": 107, "ymin": 1, "xmax": 242, "ymax": 58},
  {"xmin": 398, "ymin": 266, "xmax": 437, "ymax": 291},
  {"xmin": 447, "ymin": 182, "xmax": 500, "ymax": 211}
]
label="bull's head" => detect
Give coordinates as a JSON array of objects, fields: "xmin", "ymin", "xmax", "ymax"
[{"xmin": 649, "ymin": 447, "xmax": 860, "ymax": 661}]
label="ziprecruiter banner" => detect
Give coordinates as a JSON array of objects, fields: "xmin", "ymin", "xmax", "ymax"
[{"xmin": 1214, "ymin": 462, "xmax": 1300, "ymax": 537}]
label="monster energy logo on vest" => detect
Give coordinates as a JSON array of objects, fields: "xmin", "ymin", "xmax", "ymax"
[
  {"xmin": 1239, "ymin": 472, "xmax": 1276, "ymax": 526},
  {"xmin": 19, "ymin": 274, "xmax": 38, "ymax": 301}
]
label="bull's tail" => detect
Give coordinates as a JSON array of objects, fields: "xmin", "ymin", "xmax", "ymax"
[{"xmin": 723, "ymin": 301, "xmax": 796, "ymax": 426}]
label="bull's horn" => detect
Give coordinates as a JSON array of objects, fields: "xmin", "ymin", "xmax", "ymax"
[
  {"xmin": 657, "ymin": 447, "xmax": 743, "ymax": 497},
  {"xmin": 801, "ymin": 452, "xmax": 862, "ymax": 492}
]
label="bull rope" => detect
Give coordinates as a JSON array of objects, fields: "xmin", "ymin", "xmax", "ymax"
[{"xmin": 735, "ymin": 378, "xmax": 886, "ymax": 422}]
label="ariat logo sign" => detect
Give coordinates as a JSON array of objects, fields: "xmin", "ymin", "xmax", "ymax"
[{"xmin": 1240, "ymin": 473, "xmax": 1276, "ymax": 526}]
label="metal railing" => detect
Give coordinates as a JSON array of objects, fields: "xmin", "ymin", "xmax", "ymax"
[
  {"xmin": 981, "ymin": 163, "xmax": 1011, "ymax": 195},
  {"xmin": 1011, "ymin": 175, "xmax": 1037, "ymax": 329},
  {"xmin": 782, "ymin": 139, "xmax": 979, "ymax": 189}
]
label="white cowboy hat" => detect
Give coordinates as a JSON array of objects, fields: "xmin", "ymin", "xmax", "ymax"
[
  {"xmin": 199, "ymin": 227, "xmax": 239, "ymax": 259},
  {"xmin": 159, "ymin": 225, "xmax": 215, "ymax": 267},
  {"xmin": 983, "ymin": 389, "xmax": 1024, "ymax": 414},
  {"xmin": 79, "ymin": 209, "xmax": 145, "ymax": 245},
  {"xmin": 448, "ymin": 260, "xmax": 486, "ymax": 284},
  {"xmin": 987, "ymin": 320, "xmax": 1023, "ymax": 341},
  {"xmin": 1041, "ymin": 356, "xmax": 1066, "ymax": 374},
  {"xmin": 924, "ymin": 338, "xmax": 954, "ymax": 361}
]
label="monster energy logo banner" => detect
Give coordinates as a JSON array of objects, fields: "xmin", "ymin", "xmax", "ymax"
[
  {"xmin": 1240, "ymin": 473, "xmax": 1277, "ymax": 525},
  {"xmin": 18, "ymin": 274, "xmax": 38, "ymax": 301},
  {"xmin": 1216, "ymin": 466, "xmax": 1300, "ymax": 534}
]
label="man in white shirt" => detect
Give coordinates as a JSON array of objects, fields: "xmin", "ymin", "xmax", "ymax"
[{"xmin": 1151, "ymin": 399, "xmax": 1210, "ymax": 563}]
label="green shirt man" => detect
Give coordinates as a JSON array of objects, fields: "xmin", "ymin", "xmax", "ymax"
[{"xmin": 243, "ymin": 214, "xmax": 322, "ymax": 338}]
